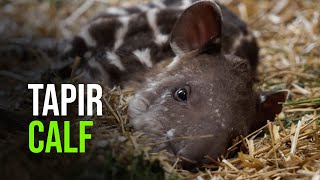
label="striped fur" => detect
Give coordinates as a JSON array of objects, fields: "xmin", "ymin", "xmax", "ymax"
[{"xmin": 67, "ymin": 0, "xmax": 258, "ymax": 87}]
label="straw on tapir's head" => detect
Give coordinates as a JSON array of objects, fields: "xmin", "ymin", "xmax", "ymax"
[{"xmin": 128, "ymin": 1, "xmax": 289, "ymax": 168}]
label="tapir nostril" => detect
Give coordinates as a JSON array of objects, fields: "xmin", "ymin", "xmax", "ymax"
[{"xmin": 128, "ymin": 94, "xmax": 151, "ymax": 118}]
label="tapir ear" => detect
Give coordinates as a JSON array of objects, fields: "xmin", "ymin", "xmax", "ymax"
[
  {"xmin": 259, "ymin": 90, "xmax": 290, "ymax": 120},
  {"xmin": 169, "ymin": 1, "xmax": 222, "ymax": 55},
  {"xmin": 252, "ymin": 90, "xmax": 290, "ymax": 131}
]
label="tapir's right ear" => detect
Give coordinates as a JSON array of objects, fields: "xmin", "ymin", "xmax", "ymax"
[
  {"xmin": 259, "ymin": 90, "xmax": 290, "ymax": 116},
  {"xmin": 169, "ymin": 1, "xmax": 222, "ymax": 55},
  {"xmin": 253, "ymin": 90, "xmax": 290, "ymax": 130}
]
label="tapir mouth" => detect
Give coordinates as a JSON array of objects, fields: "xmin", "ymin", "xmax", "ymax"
[
  {"xmin": 165, "ymin": 133, "xmax": 217, "ymax": 168},
  {"xmin": 167, "ymin": 142, "xmax": 199, "ymax": 169}
]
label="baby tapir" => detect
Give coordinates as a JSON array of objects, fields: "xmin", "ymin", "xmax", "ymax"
[
  {"xmin": 65, "ymin": 0, "xmax": 289, "ymax": 168},
  {"xmin": 125, "ymin": 1, "xmax": 289, "ymax": 168}
]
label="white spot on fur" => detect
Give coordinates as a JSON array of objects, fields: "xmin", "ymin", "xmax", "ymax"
[
  {"xmin": 146, "ymin": 9, "xmax": 158, "ymax": 32},
  {"xmin": 146, "ymin": 9, "xmax": 168, "ymax": 45},
  {"xmin": 215, "ymin": 109, "xmax": 221, "ymax": 117},
  {"xmin": 113, "ymin": 16, "xmax": 130, "ymax": 50},
  {"xmin": 260, "ymin": 95, "xmax": 266, "ymax": 103},
  {"xmin": 231, "ymin": 31, "xmax": 254, "ymax": 54},
  {"xmin": 106, "ymin": 51, "xmax": 125, "ymax": 71},
  {"xmin": 106, "ymin": 7, "xmax": 128, "ymax": 16},
  {"xmin": 133, "ymin": 48, "xmax": 153, "ymax": 67},
  {"xmin": 166, "ymin": 129, "xmax": 176, "ymax": 138},
  {"xmin": 79, "ymin": 27, "xmax": 97, "ymax": 47},
  {"xmin": 155, "ymin": 34, "xmax": 169, "ymax": 45}
]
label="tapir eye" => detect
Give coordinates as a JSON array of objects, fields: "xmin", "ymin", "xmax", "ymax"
[{"xmin": 174, "ymin": 88, "xmax": 188, "ymax": 102}]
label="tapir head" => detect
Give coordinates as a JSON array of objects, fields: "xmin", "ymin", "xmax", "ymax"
[{"xmin": 128, "ymin": 1, "xmax": 289, "ymax": 168}]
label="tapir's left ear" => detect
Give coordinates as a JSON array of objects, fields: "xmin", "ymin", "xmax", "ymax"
[
  {"xmin": 169, "ymin": 1, "xmax": 222, "ymax": 55},
  {"xmin": 254, "ymin": 90, "xmax": 290, "ymax": 130}
]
